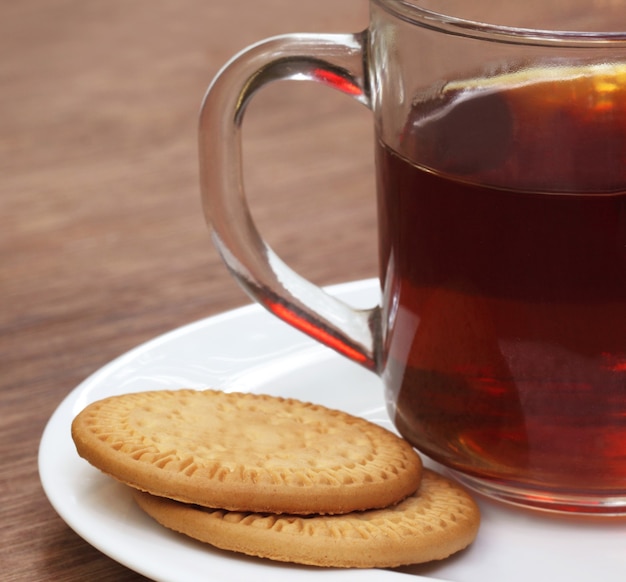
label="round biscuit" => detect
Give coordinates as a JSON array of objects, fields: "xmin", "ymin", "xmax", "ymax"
[
  {"xmin": 71, "ymin": 389, "xmax": 422, "ymax": 514},
  {"xmin": 133, "ymin": 469, "xmax": 480, "ymax": 568}
]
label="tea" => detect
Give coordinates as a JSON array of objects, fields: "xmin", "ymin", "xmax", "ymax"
[{"xmin": 378, "ymin": 65, "xmax": 626, "ymax": 499}]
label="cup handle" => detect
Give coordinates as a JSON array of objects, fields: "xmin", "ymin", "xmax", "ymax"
[{"xmin": 199, "ymin": 31, "xmax": 380, "ymax": 372}]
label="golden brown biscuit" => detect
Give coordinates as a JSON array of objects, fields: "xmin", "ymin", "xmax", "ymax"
[
  {"xmin": 71, "ymin": 389, "xmax": 422, "ymax": 514},
  {"xmin": 133, "ymin": 469, "xmax": 480, "ymax": 568}
]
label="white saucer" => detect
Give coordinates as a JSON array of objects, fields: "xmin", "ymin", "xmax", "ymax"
[{"xmin": 39, "ymin": 278, "xmax": 626, "ymax": 581}]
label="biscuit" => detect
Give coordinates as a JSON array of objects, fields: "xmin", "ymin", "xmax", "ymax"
[
  {"xmin": 71, "ymin": 389, "xmax": 422, "ymax": 514},
  {"xmin": 133, "ymin": 468, "xmax": 480, "ymax": 568}
]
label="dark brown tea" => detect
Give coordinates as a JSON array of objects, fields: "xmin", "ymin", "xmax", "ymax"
[{"xmin": 378, "ymin": 65, "xmax": 626, "ymax": 501}]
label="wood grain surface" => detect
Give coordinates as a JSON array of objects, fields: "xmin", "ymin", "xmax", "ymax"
[{"xmin": 0, "ymin": 1, "xmax": 377, "ymax": 579}]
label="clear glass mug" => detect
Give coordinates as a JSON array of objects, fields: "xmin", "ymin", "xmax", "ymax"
[{"xmin": 199, "ymin": 0, "xmax": 626, "ymax": 514}]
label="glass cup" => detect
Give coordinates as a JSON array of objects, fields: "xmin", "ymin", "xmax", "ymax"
[{"xmin": 199, "ymin": 0, "xmax": 626, "ymax": 514}]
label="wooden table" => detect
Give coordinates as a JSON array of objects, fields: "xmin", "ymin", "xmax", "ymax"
[{"xmin": 1, "ymin": 1, "xmax": 376, "ymax": 579}]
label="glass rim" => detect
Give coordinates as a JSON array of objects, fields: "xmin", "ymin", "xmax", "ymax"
[{"xmin": 373, "ymin": 0, "xmax": 626, "ymax": 47}]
